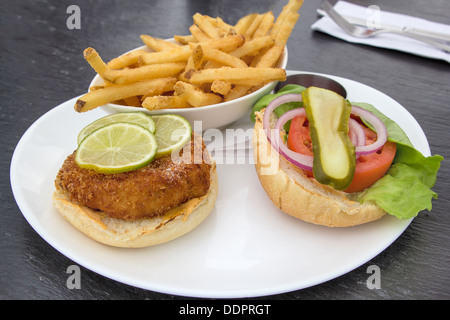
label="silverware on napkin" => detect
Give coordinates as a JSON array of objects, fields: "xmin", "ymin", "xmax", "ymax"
[{"xmin": 318, "ymin": 1, "xmax": 450, "ymax": 52}]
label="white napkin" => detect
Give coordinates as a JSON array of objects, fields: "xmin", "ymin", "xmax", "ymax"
[{"xmin": 311, "ymin": 1, "xmax": 450, "ymax": 63}]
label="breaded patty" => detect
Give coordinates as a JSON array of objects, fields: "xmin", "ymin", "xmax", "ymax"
[{"xmin": 55, "ymin": 135, "xmax": 211, "ymax": 220}]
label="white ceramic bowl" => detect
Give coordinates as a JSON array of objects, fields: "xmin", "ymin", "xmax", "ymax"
[{"xmin": 89, "ymin": 40, "xmax": 287, "ymax": 130}]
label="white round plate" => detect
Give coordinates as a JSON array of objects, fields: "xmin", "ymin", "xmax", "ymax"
[{"xmin": 10, "ymin": 71, "xmax": 430, "ymax": 298}]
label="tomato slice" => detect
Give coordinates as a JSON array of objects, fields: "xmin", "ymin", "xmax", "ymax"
[
  {"xmin": 287, "ymin": 115, "xmax": 396, "ymax": 193},
  {"xmin": 345, "ymin": 127, "xmax": 396, "ymax": 193},
  {"xmin": 287, "ymin": 114, "xmax": 313, "ymax": 156}
]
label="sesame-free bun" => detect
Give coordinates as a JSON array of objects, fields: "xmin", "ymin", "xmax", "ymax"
[
  {"xmin": 252, "ymin": 111, "xmax": 386, "ymax": 227},
  {"xmin": 52, "ymin": 162, "xmax": 218, "ymax": 248}
]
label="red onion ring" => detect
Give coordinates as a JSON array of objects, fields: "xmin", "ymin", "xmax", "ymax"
[
  {"xmin": 274, "ymin": 108, "xmax": 313, "ymax": 171},
  {"xmin": 260, "ymin": 94, "xmax": 388, "ymax": 172},
  {"xmin": 348, "ymin": 117, "xmax": 366, "ymax": 147},
  {"xmin": 261, "ymin": 94, "xmax": 314, "ymax": 171},
  {"xmin": 262, "ymin": 93, "xmax": 303, "ymax": 137},
  {"xmin": 351, "ymin": 105, "xmax": 387, "ymax": 155}
]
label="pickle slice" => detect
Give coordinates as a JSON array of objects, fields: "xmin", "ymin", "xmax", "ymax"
[{"xmin": 302, "ymin": 87, "xmax": 355, "ymax": 190}]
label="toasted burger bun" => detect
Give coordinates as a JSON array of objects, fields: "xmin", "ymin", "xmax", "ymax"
[
  {"xmin": 52, "ymin": 161, "xmax": 218, "ymax": 248},
  {"xmin": 252, "ymin": 111, "xmax": 386, "ymax": 227}
]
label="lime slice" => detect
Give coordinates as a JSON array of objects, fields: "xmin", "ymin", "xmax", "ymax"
[
  {"xmin": 152, "ymin": 114, "xmax": 192, "ymax": 158},
  {"xmin": 77, "ymin": 112, "xmax": 155, "ymax": 145},
  {"xmin": 75, "ymin": 122, "xmax": 158, "ymax": 174}
]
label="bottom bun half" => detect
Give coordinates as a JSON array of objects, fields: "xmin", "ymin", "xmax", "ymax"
[
  {"xmin": 252, "ymin": 112, "xmax": 386, "ymax": 227},
  {"xmin": 53, "ymin": 162, "xmax": 218, "ymax": 248}
]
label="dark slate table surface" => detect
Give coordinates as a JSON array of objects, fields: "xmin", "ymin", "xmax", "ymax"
[{"xmin": 2, "ymin": 0, "xmax": 449, "ymax": 300}]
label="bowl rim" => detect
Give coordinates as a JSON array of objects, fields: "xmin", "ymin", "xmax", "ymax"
[{"xmin": 89, "ymin": 40, "xmax": 288, "ymax": 113}]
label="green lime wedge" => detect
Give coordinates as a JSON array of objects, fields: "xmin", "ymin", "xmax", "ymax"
[
  {"xmin": 75, "ymin": 122, "xmax": 158, "ymax": 174},
  {"xmin": 152, "ymin": 114, "xmax": 192, "ymax": 158},
  {"xmin": 77, "ymin": 112, "xmax": 155, "ymax": 145}
]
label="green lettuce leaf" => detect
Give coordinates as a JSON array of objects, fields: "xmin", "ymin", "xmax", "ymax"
[
  {"xmin": 356, "ymin": 145, "xmax": 443, "ymax": 219},
  {"xmin": 351, "ymin": 102, "xmax": 413, "ymax": 148},
  {"xmin": 352, "ymin": 102, "xmax": 443, "ymax": 219}
]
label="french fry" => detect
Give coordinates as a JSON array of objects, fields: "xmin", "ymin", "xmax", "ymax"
[
  {"xmin": 200, "ymin": 46, "xmax": 248, "ymax": 68},
  {"xmin": 190, "ymin": 44, "xmax": 205, "ymax": 69},
  {"xmin": 123, "ymin": 96, "xmax": 142, "ymax": 107},
  {"xmin": 230, "ymin": 35, "xmax": 275, "ymax": 58},
  {"xmin": 219, "ymin": 79, "xmax": 274, "ymax": 86},
  {"xmin": 189, "ymin": 24, "xmax": 211, "ymax": 42},
  {"xmin": 234, "ymin": 13, "xmax": 258, "ymax": 35},
  {"xmin": 255, "ymin": 44, "xmax": 285, "ymax": 68},
  {"xmin": 140, "ymin": 35, "xmax": 179, "ymax": 51},
  {"xmin": 139, "ymin": 45, "xmax": 192, "ymax": 65},
  {"xmin": 188, "ymin": 67, "xmax": 286, "ymax": 85},
  {"xmin": 225, "ymin": 27, "xmax": 237, "ymax": 36},
  {"xmin": 83, "ymin": 47, "xmax": 109, "ymax": 79},
  {"xmin": 198, "ymin": 34, "xmax": 245, "ymax": 52},
  {"xmin": 274, "ymin": 12, "xmax": 300, "ymax": 46},
  {"xmin": 174, "ymin": 34, "xmax": 196, "ymax": 45},
  {"xmin": 193, "ymin": 13, "xmax": 221, "ymax": 39},
  {"xmin": 244, "ymin": 14, "xmax": 264, "ymax": 39},
  {"xmin": 104, "ymin": 62, "xmax": 186, "ymax": 84},
  {"xmin": 142, "ymin": 95, "xmax": 189, "ymax": 110},
  {"xmin": 252, "ymin": 12, "xmax": 274, "ymax": 38},
  {"xmin": 107, "ymin": 49, "xmax": 147, "ymax": 69},
  {"xmin": 211, "ymin": 80, "xmax": 232, "ymax": 96},
  {"xmin": 174, "ymin": 81, "xmax": 222, "ymax": 107},
  {"xmin": 179, "ymin": 44, "xmax": 204, "ymax": 82},
  {"xmin": 88, "ymin": 85, "xmax": 106, "ymax": 91},
  {"xmin": 224, "ymin": 85, "xmax": 251, "ymax": 101},
  {"xmin": 75, "ymin": 78, "xmax": 177, "ymax": 112},
  {"xmin": 202, "ymin": 60, "xmax": 223, "ymax": 70},
  {"xmin": 270, "ymin": 0, "xmax": 304, "ymax": 40},
  {"xmin": 216, "ymin": 17, "xmax": 234, "ymax": 32},
  {"xmin": 206, "ymin": 16, "xmax": 234, "ymax": 35}
]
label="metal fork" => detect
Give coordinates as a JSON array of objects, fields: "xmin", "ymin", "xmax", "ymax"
[{"xmin": 320, "ymin": 1, "xmax": 450, "ymax": 52}]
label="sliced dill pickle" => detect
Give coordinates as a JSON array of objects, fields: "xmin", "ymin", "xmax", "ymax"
[{"xmin": 302, "ymin": 87, "xmax": 355, "ymax": 190}]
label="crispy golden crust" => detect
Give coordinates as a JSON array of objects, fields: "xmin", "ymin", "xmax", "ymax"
[
  {"xmin": 52, "ymin": 161, "xmax": 218, "ymax": 248},
  {"xmin": 253, "ymin": 111, "xmax": 386, "ymax": 227},
  {"xmin": 55, "ymin": 134, "xmax": 212, "ymax": 220}
]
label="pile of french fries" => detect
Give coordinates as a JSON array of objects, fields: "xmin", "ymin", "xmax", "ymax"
[{"xmin": 75, "ymin": 0, "xmax": 303, "ymax": 113}]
